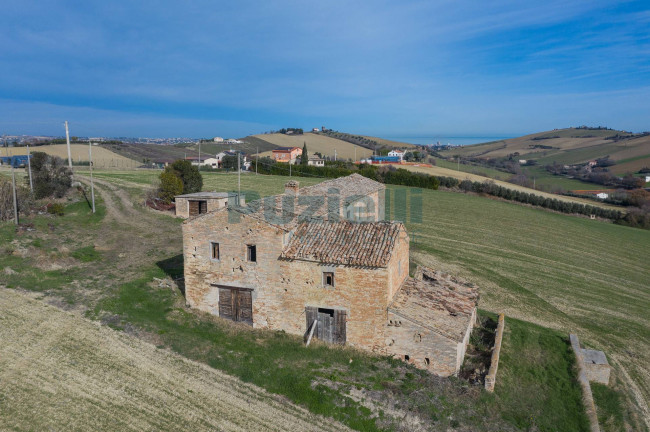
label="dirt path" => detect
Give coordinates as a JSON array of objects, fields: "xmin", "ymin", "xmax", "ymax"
[{"xmin": 0, "ymin": 288, "xmax": 349, "ymax": 432}]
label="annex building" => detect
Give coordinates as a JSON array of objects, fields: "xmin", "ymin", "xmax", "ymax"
[{"xmin": 181, "ymin": 174, "xmax": 478, "ymax": 376}]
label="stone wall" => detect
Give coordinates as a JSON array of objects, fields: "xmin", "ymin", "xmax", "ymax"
[
  {"xmin": 182, "ymin": 209, "xmax": 406, "ymax": 353},
  {"xmin": 384, "ymin": 311, "xmax": 460, "ymax": 376},
  {"xmin": 570, "ymin": 334, "xmax": 600, "ymax": 432},
  {"xmin": 175, "ymin": 196, "xmax": 233, "ymax": 219},
  {"xmin": 485, "ymin": 313, "xmax": 505, "ymax": 392}
]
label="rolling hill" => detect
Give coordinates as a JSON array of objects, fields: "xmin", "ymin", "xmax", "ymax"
[
  {"xmin": 3, "ymin": 144, "xmax": 139, "ymax": 168},
  {"xmin": 251, "ymin": 133, "xmax": 374, "ymax": 160},
  {"xmin": 439, "ymin": 128, "xmax": 650, "ymax": 175}
]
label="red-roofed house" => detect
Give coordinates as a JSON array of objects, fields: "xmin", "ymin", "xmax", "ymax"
[{"xmin": 271, "ymin": 146, "xmax": 302, "ymax": 164}]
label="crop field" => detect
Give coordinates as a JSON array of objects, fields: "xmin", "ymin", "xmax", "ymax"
[
  {"xmin": 0, "ymin": 289, "xmax": 348, "ymax": 432},
  {"xmin": 1, "ymin": 170, "xmax": 647, "ymax": 430},
  {"xmin": 253, "ymin": 133, "xmax": 373, "ymax": 160},
  {"xmin": 3, "ymin": 144, "xmax": 138, "ymax": 168}
]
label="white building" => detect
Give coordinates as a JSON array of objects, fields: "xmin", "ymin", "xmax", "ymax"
[
  {"xmin": 202, "ymin": 157, "xmax": 221, "ymax": 169},
  {"xmin": 213, "ymin": 137, "xmax": 224, "ymax": 142},
  {"xmin": 307, "ymin": 156, "xmax": 325, "ymax": 167},
  {"xmin": 596, "ymin": 193, "xmax": 609, "ymax": 200},
  {"xmin": 312, "ymin": 127, "xmax": 320, "ymax": 132},
  {"xmin": 387, "ymin": 150, "xmax": 405, "ymax": 161},
  {"xmin": 645, "ymin": 175, "xmax": 650, "ymax": 183}
]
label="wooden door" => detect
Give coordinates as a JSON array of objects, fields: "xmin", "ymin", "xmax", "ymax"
[
  {"xmin": 189, "ymin": 200, "xmax": 199, "ymax": 217},
  {"xmin": 199, "ymin": 200, "xmax": 208, "ymax": 214},
  {"xmin": 305, "ymin": 307, "xmax": 346, "ymax": 345},
  {"xmin": 218, "ymin": 287, "xmax": 253, "ymax": 325}
]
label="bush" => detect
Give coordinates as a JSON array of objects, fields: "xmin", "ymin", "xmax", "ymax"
[
  {"xmin": 30, "ymin": 152, "xmax": 73, "ymax": 199},
  {"xmin": 0, "ymin": 178, "xmax": 34, "ymax": 221},
  {"xmin": 47, "ymin": 203, "xmax": 65, "ymax": 216},
  {"xmin": 170, "ymin": 160, "xmax": 203, "ymax": 194},
  {"xmin": 158, "ymin": 169, "xmax": 183, "ymax": 204}
]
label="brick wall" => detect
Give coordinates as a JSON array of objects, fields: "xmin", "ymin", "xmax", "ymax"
[
  {"xmin": 175, "ymin": 197, "xmax": 231, "ymax": 219},
  {"xmin": 183, "ymin": 209, "xmax": 397, "ymax": 351}
]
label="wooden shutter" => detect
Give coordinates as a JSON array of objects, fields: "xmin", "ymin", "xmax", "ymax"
[
  {"xmin": 334, "ymin": 310, "xmax": 347, "ymax": 345},
  {"xmin": 237, "ymin": 290, "xmax": 253, "ymax": 325},
  {"xmin": 218, "ymin": 288, "xmax": 233, "ymax": 320},
  {"xmin": 305, "ymin": 307, "xmax": 317, "ymax": 333},
  {"xmin": 189, "ymin": 200, "xmax": 199, "ymax": 217}
]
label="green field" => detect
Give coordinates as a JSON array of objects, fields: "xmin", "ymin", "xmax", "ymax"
[{"xmin": 1, "ymin": 170, "xmax": 647, "ymax": 430}]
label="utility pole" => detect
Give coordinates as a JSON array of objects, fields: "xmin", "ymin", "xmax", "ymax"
[
  {"xmin": 237, "ymin": 151, "xmax": 241, "ymax": 205},
  {"xmin": 64, "ymin": 121, "xmax": 73, "ymax": 169},
  {"xmin": 255, "ymin": 146, "xmax": 258, "ymax": 175},
  {"xmin": 4, "ymin": 135, "xmax": 18, "ymax": 225},
  {"xmin": 26, "ymin": 145, "xmax": 33, "ymax": 193},
  {"xmin": 354, "ymin": 147, "xmax": 356, "ymax": 162},
  {"xmin": 457, "ymin": 156, "xmax": 460, "ymax": 171},
  {"xmin": 198, "ymin": 141, "xmax": 201, "ymax": 166},
  {"xmin": 334, "ymin": 149, "xmax": 337, "ymax": 161},
  {"xmin": 289, "ymin": 160, "xmax": 291, "ymax": 177},
  {"xmin": 89, "ymin": 142, "xmax": 96, "ymax": 213}
]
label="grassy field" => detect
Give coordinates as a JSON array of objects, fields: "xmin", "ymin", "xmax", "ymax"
[
  {"xmin": 0, "ymin": 289, "xmax": 349, "ymax": 432},
  {"xmin": 1, "ymin": 170, "xmax": 647, "ymax": 430},
  {"xmin": 395, "ymin": 164, "xmax": 620, "ymax": 210},
  {"xmin": 252, "ymin": 133, "xmax": 373, "ymax": 160},
  {"xmin": 3, "ymin": 144, "xmax": 138, "ymax": 168}
]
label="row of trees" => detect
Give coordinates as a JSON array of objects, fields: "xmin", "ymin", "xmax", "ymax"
[{"xmin": 253, "ymin": 158, "xmax": 637, "ymax": 224}]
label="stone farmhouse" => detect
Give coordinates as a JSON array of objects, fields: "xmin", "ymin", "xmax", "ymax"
[{"xmin": 181, "ymin": 174, "xmax": 479, "ymax": 376}]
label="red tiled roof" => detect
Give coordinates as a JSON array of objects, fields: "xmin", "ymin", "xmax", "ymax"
[{"xmin": 281, "ymin": 220, "xmax": 404, "ymax": 267}]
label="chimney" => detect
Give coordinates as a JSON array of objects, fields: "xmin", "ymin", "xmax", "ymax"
[{"xmin": 284, "ymin": 180, "xmax": 300, "ymax": 196}]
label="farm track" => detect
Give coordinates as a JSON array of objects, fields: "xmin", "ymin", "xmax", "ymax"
[{"xmin": 0, "ymin": 288, "xmax": 349, "ymax": 432}]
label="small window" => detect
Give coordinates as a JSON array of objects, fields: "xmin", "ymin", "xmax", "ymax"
[
  {"xmin": 247, "ymin": 245, "xmax": 256, "ymax": 262},
  {"xmin": 404, "ymin": 355, "xmax": 410, "ymax": 361},
  {"xmin": 425, "ymin": 358, "xmax": 430, "ymax": 366},
  {"xmin": 211, "ymin": 242, "xmax": 219, "ymax": 260},
  {"xmin": 323, "ymin": 272, "xmax": 334, "ymax": 287}
]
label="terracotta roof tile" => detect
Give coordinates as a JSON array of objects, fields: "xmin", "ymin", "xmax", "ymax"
[{"xmin": 281, "ymin": 220, "xmax": 404, "ymax": 267}]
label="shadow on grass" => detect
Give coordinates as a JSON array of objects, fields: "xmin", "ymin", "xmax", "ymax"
[{"xmin": 156, "ymin": 254, "xmax": 185, "ymax": 295}]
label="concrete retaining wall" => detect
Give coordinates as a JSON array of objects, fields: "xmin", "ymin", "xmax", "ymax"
[{"xmin": 485, "ymin": 313, "xmax": 505, "ymax": 392}]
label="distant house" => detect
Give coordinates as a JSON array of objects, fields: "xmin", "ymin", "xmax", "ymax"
[
  {"xmin": 645, "ymin": 175, "xmax": 650, "ymax": 183},
  {"xmin": 202, "ymin": 157, "xmax": 221, "ymax": 169},
  {"xmin": 387, "ymin": 150, "xmax": 405, "ymax": 161},
  {"xmin": 312, "ymin": 127, "xmax": 320, "ymax": 132},
  {"xmin": 213, "ymin": 137, "xmax": 224, "ymax": 142},
  {"xmin": 272, "ymin": 147, "xmax": 302, "ymax": 164},
  {"xmin": 152, "ymin": 159, "xmax": 175, "ymax": 169},
  {"xmin": 307, "ymin": 156, "xmax": 325, "ymax": 167},
  {"xmin": 588, "ymin": 160, "xmax": 598, "ymax": 167},
  {"xmin": 596, "ymin": 193, "xmax": 609, "ymax": 199},
  {"xmin": 519, "ymin": 159, "xmax": 527, "ymax": 164}
]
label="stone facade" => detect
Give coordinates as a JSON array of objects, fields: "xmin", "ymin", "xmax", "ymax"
[
  {"xmin": 175, "ymin": 192, "xmax": 244, "ymax": 219},
  {"xmin": 181, "ymin": 175, "xmax": 478, "ymax": 376}
]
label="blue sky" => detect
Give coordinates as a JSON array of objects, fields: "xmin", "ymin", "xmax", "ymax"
[{"xmin": 1, "ymin": 0, "xmax": 649, "ymax": 138}]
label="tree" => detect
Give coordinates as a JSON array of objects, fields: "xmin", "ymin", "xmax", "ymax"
[
  {"xmin": 301, "ymin": 142, "xmax": 308, "ymax": 165},
  {"xmin": 30, "ymin": 152, "xmax": 73, "ymax": 199},
  {"xmin": 170, "ymin": 159, "xmax": 202, "ymax": 194},
  {"xmin": 158, "ymin": 169, "xmax": 183, "ymax": 204},
  {"xmin": 221, "ymin": 155, "xmax": 243, "ymax": 170}
]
